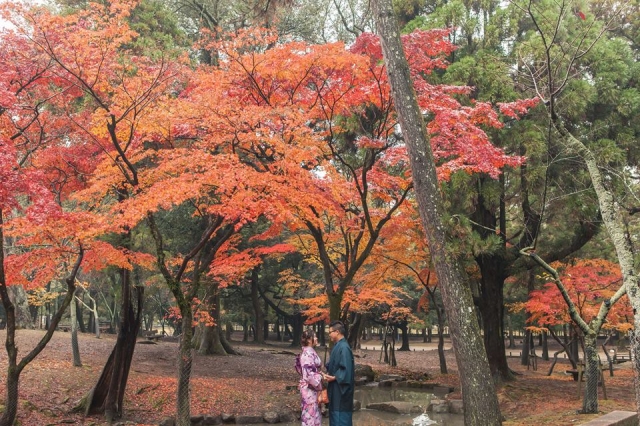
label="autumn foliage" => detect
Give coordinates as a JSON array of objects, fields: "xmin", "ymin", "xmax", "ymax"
[
  {"xmin": 0, "ymin": 0, "xmax": 542, "ymax": 423},
  {"xmin": 523, "ymin": 259, "xmax": 632, "ymax": 332}
]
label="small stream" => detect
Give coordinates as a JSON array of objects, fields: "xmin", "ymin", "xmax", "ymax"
[{"xmin": 280, "ymin": 385, "xmax": 465, "ymax": 425}]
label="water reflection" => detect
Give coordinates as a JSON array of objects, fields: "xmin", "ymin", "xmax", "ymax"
[
  {"xmin": 279, "ymin": 386, "xmax": 464, "ymax": 425},
  {"xmin": 353, "ymin": 385, "xmax": 464, "ymax": 426}
]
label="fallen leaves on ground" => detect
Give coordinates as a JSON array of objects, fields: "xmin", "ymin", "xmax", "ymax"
[{"xmin": 0, "ymin": 330, "xmax": 634, "ymax": 425}]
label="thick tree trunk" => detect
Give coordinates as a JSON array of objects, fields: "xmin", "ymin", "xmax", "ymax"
[
  {"xmin": 371, "ymin": 4, "xmax": 502, "ymax": 423},
  {"xmin": 85, "ymin": 283, "xmax": 143, "ymax": 420},
  {"xmin": 472, "ymin": 177, "xmax": 512, "ymax": 382},
  {"xmin": 347, "ymin": 313, "xmax": 365, "ymax": 349},
  {"xmin": 328, "ymin": 293, "xmax": 342, "ymax": 325},
  {"xmin": 289, "ymin": 312, "xmax": 303, "ymax": 348},
  {"xmin": 198, "ymin": 288, "xmax": 228, "ymax": 355},
  {"xmin": 7, "ymin": 285, "xmax": 33, "ymax": 329},
  {"xmin": 176, "ymin": 312, "xmax": 194, "ymax": 426},
  {"xmin": 477, "ymin": 263, "xmax": 511, "ymax": 381},
  {"xmin": 582, "ymin": 334, "xmax": 600, "ymax": 414},
  {"xmin": 398, "ymin": 321, "xmax": 410, "ymax": 351}
]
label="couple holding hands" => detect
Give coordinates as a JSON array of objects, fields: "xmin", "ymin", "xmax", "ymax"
[{"xmin": 295, "ymin": 321, "xmax": 355, "ymax": 426}]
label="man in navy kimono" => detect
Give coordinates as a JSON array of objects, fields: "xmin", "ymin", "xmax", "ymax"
[{"xmin": 322, "ymin": 320, "xmax": 354, "ymax": 426}]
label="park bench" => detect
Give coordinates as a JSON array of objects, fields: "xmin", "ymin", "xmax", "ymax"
[
  {"xmin": 57, "ymin": 322, "xmax": 71, "ymax": 332},
  {"xmin": 140, "ymin": 329, "xmax": 162, "ymax": 342},
  {"xmin": 565, "ymin": 362, "xmax": 607, "ymax": 400}
]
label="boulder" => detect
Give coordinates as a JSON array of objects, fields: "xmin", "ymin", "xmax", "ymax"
[
  {"xmin": 353, "ymin": 399, "xmax": 361, "ymax": 412},
  {"xmin": 278, "ymin": 411, "xmax": 297, "ymax": 423},
  {"xmin": 366, "ymin": 401, "xmax": 423, "ymax": 414},
  {"xmin": 448, "ymin": 399, "xmax": 464, "ymax": 415},
  {"xmin": 354, "ymin": 364, "xmax": 375, "ymax": 382},
  {"xmin": 221, "ymin": 413, "xmax": 235, "ymax": 424},
  {"xmin": 263, "ymin": 412, "xmax": 279, "ymax": 424},
  {"xmin": 427, "ymin": 399, "xmax": 449, "ymax": 414},
  {"xmin": 158, "ymin": 418, "xmax": 175, "ymax": 426},
  {"xmin": 235, "ymin": 415, "xmax": 264, "ymax": 424},
  {"xmin": 202, "ymin": 415, "xmax": 222, "ymax": 425},
  {"xmin": 378, "ymin": 374, "xmax": 405, "ymax": 381}
]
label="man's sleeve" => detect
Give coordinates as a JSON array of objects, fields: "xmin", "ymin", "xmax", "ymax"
[{"xmin": 333, "ymin": 345, "xmax": 352, "ymax": 392}]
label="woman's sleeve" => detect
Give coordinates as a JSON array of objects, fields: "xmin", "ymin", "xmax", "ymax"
[{"xmin": 301, "ymin": 351, "xmax": 323, "ymax": 391}]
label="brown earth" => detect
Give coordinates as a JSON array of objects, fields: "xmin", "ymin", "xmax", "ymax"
[{"xmin": 0, "ymin": 330, "xmax": 635, "ymax": 425}]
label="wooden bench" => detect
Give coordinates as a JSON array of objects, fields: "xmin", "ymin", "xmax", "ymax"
[
  {"xmin": 566, "ymin": 363, "xmax": 607, "ymax": 400},
  {"xmin": 140, "ymin": 330, "xmax": 162, "ymax": 341}
]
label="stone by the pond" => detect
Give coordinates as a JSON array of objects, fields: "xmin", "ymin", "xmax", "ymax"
[
  {"xmin": 353, "ymin": 399, "xmax": 361, "ymax": 412},
  {"xmin": 354, "ymin": 376, "xmax": 369, "ymax": 386},
  {"xmin": 221, "ymin": 413, "xmax": 235, "ymax": 423},
  {"xmin": 366, "ymin": 401, "xmax": 423, "ymax": 414},
  {"xmin": 449, "ymin": 399, "xmax": 464, "ymax": 414},
  {"xmin": 235, "ymin": 415, "xmax": 264, "ymax": 424},
  {"xmin": 158, "ymin": 418, "xmax": 174, "ymax": 426},
  {"xmin": 354, "ymin": 364, "xmax": 375, "ymax": 381},
  {"xmin": 263, "ymin": 412, "xmax": 279, "ymax": 424},
  {"xmin": 202, "ymin": 415, "xmax": 222, "ymax": 425},
  {"xmin": 278, "ymin": 411, "xmax": 297, "ymax": 423},
  {"xmin": 378, "ymin": 374, "xmax": 406, "ymax": 381},
  {"xmin": 427, "ymin": 399, "xmax": 449, "ymax": 413}
]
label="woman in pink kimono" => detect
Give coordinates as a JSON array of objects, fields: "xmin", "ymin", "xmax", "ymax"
[{"xmin": 295, "ymin": 329, "xmax": 323, "ymax": 426}]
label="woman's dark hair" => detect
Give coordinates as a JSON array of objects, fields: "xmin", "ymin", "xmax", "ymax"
[{"xmin": 301, "ymin": 328, "xmax": 316, "ymax": 346}]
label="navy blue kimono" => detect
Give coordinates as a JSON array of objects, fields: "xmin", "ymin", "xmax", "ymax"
[{"xmin": 325, "ymin": 337, "xmax": 354, "ymax": 425}]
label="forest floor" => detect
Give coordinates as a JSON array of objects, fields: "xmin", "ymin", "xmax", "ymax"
[{"xmin": 0, "ymin": 330, "xmax": 635, "ymax": 425}]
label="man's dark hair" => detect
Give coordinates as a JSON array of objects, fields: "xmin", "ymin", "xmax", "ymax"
[{"xmin": 329, "ymin": 320, "xmax": 346, "ymax": 336}]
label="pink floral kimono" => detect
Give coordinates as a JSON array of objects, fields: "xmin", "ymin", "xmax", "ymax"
[{"xmin": 295, "ymin": 346, "xmax": 323, "ymax": 426}]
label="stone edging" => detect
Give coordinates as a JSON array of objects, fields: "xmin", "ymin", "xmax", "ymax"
[{"xmin": 158, "ymin": 411, "xmax": 296, "ymax": 425}]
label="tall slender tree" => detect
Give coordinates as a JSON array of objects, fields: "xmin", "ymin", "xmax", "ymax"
[{"xmin": 371, "ymin": 0, "xmax": 503, "ymax": 422}]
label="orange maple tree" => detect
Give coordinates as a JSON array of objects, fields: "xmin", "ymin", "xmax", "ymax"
[{"xmin": 518, "ymin": 255, "xmax": 631, "ymax": 413}]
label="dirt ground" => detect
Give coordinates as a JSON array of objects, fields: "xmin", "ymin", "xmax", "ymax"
[{"xmin": 0, "ymin": 330, "xmax": 635, "ymax": 425}]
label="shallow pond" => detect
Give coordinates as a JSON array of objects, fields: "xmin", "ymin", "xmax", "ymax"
[{"xmin": 280, "ymin": 385, "xmax": 465, "ymax": 426}]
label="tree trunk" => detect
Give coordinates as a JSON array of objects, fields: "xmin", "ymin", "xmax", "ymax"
[
  {"xmin": 250, "ymin": 268, "xmax": 265, "ymax": 344},
  {"xmin": 328, "ymin": 293, "xmax": 343, "ymax": 325},
  {"xmin": 541, "ymin": 331, "xmax": 549, "ymax": 361},
  {"xmin": 289, "ymin": 312, "xmax": 303, "ymax": 348},
  {"xmin": 370, "ymin": 4, "xmax": 502, "ymax": 423},
  {"xmin": 70, "ymin": 288, "xmax": 82, "ymax": 367},
  {"xmin": 507, "ymin": 315, "xmax": 515, "ymax": 349},
  {"xmin": 7, "ymin": 285, "xmax": 33, "ymax": 329},
  {"xmin": 436, "ymin": 308, "xmax": 448, "ymax": 374},
  {"xmin": 85, "ymin": 283, "xmax": 143, "ymax": 420},
  {"xmin": 347, "ymin": 313, "xmax": 365, "ymax": 349},
  {"xmin": 521, "ymin": 329, "xmax": 531, "ymax": 366},
  {"xmin": 76, "ymin": 297, "xmax": 86, "ymax": 333},
  {"xmin": 198, "ymin": 288, "xmax": 228, "ymax": 355},
  {"xmin": 521, "ymin": 270, "xmax": 535, "ymax": 366},
  {"xmin": 398, "ymin": 321, "xmax": 410, "ymax": 351},
  {"xmin": 582, "ymin": 334, "xmax": 600, "ymax": 414},
  {"xmin": 477, "ymin": 268, "xmax": 511, "ymax": 381},
  {"xmin": 176, "ymin": 311, "xmax": 194, "ymax": 426},
  {"xmin": 472, "ymin": 177, "xmax": 512, "ymax": 382}
]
